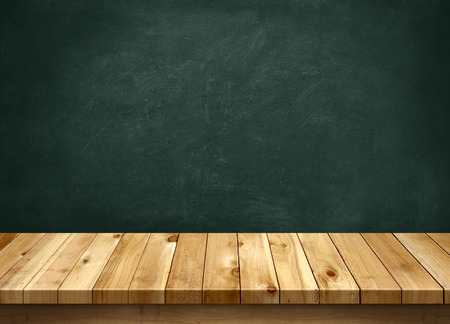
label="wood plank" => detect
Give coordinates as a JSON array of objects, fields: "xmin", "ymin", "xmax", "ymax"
[
  {"xmin": 0, "ymin": 234, "xmax": 70, "ymax": 303},
  {"xmin": 298, "ymin": 233, "xmax": 359, "ymax": 304},
  {"xmin": 203, "ymin": 233, "xmax": 240, "ymax": 304},
  {"xmin": 58, "ymin": 233, "xmax": 123, "ymax": 304},
  {"xmin": 329, "ymin": 233, "xmax": 401, "ymax": 304},
  {"xmin": 362, "ymin": 233, "xmax": 443, "ymax": 304},
  {"xmin": 24, "ymin": 233, "xmax": 97, "ymax": 304},
  {"xmin": 427, "ymin": 233, "xmax": 450, "ymax": 254},
  {"xmin": 394, "ymin": 233, "xmax": 450, "ymax": 304},
  {"xmin": 0, "ymin": 234, "xmax": 20, "ymax": 252},
  {"xmin": 238, "ymin": 233, "xmax": 279, "ymax": 304},
  {"xmin": 2, "ymin": 304, "xmax": 450, "ymax": 324},
  {"xmin": 165, "ymin": 233, "xmax": 207, "ymax": 304},
  {"xmin": 129, "ymin": 233, "xmax": 178, "ymax": 304},
  {"xmin": 93, "ymin": 233, "xmax": 150, "ymax": 304},
  {"xmin": 0, "ymin": 234, "xmax": 45, "ymax": 280},
  {"xmin": 267, "ymin": 233, "xmax": 318, "ymax": 304}
]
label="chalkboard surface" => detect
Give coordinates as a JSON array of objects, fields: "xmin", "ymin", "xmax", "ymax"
[{"xmin": 1, "ymin": 0, "xmax": 450, "ymax": 232}]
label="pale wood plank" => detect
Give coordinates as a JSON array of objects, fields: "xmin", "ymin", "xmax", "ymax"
[
  {"xmin": 0, "ymin": 234, "xmax": 45, "ymax": 280},
  {"xmin": 129, "ymin": 233, "xmax": 178, "ymax": 304},
  {"xmin": 427, "ymin": 233, "xmax": 450, "ymax": 255},
  {"xmin": 0, "ymin": 234, "xmax": 70, "ymax": 303},
  {"xmin": 329, "ymin": 233, "xmax": 401, "ymax": 304},
  {"xmin": 0, "ymin": 234, "xmax": 20, "ymax": 252},
  {"xmin": 362, "ymin": 233, "xmax": 443, "ymax": 304},
  {"xmin": 165, "ymin": 233, "xmax": 207, "ymax": 304},
  {"xmin": 267, "ymin": 233, "xmax": 318, "ymax": 304},
  {"xmin": 93, "ymin": 233, "xmax": 150, "ymax": 304},
  {"xmin": 203, "ymin": 233, "xmax": 240, "ymax": 304},
  {"xmin": 238, "ymin": 233, "xmax": 279, "ymax": 304},
  {"xmin": 58, "ymin": 233, "xmax": 123, "ymax": 304},
  {"xmin": 298, "ymin": 233, "xmax": 359, "ymax": 304},
  {"xmin": 3, "ymin": 305, "xmax": 450, "ymax": 324},
  {"xmin": 395, "ymin": 233, "xmax": 450, "ymax": 304},
  {"xmin": 24, "ymin": 233, "xmax": 97, "ymax": 304}
]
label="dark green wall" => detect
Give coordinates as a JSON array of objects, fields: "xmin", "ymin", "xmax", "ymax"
[{"xmin": 1, "ymin": 0, "xmax": 450, "ymax": 232}]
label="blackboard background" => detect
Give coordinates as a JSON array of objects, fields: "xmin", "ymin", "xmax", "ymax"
[{"xmin": 1, "ymin": 0, "xmax": 450, "ymax": 232}]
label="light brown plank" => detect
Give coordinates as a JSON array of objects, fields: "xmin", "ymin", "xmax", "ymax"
[
  {"xmin": 93, "ymin": 233, "xmax": 150, "ymax": 304},
  {"xmin": 0, "ymin": 234, "xmax": 20, "ymax": 252},
  {"xmin": 427, "ymin": 233, "xmax": 450, "ymax": 255},
  {"xmin": 203, "ymin": 233, "xmax": 240, "ymax": 304},
  {"xmin": 58, "ymin": 233, "xmax": 123, "ymax": 304},
  {"xmin": 24, "ymin": 233, "xmax": 97, "ymax": 304},
  {"xmin": 238, "ymin": 233, "xmax": 279, "ymax": 304},
  {"xmin": 0, "ymin": 234, "xmax": 70, "ymax": 303},
  {"xmin": 298, "ymin": 233, "xmax": 359, "ymax": 304},
  {"xmin": 362, "ymin": 233, "xmax": 443, "ymax": 304},
  {"xmin": 329, "ymin": 233, "xmax": 401, "ymax": 304},
  {"xmin": 0, "ymin": 234, "xmax": 45, "ymax": 280},
  {"xmin": 267, "ymin": 233, "xmax": 318, "ymax": 304},
  {"xmin": 395, "ymin": 233, "xmax": 450, "ymax": 304},
  {"xmin": 129, "ymin": 233, "xmax": 178, "ymax": 304},
  {"xmin": 165, "ymin": 233, "xmax": 207, "ymax": 304},
  {"xmin": 2, "ymin": 305, "xmax": 450, "ymax": 324}
]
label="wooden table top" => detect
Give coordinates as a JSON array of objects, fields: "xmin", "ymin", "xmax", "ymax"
[{"xmin": 0, "ymin": 233, "xmax": 449, "ymax": 305}]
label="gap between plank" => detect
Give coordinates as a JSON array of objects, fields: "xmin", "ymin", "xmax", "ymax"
[
  {"xmin": 265, "ymin": 233, "xmax": 281, "ymax": 304},
  {"xmin": 164, "ymin": 234, "xmax": 180, "ymax": 304},
  {"xmin": 425, "ymin": 234, "xmax": 450, "ymax": 256},
  {"xmin": 392, "ymin": 233, "xmax": 445, "ymax": 303},
  {"xmin": 327, "ymin": 233, "xmax": 362, "ymax": 304},
  {"xmin": 295, "ymin": 233, "xmax": 320, "ymax": 303},
  {"xmin": 359, "ymin": 233, "xmax": 403, "ymax": 304},
  {"xmin": 124, "ymin": 234, "xmax": 153, "ymax": 304}
]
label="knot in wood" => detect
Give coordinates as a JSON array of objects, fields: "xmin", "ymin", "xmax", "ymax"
[
  {"xmin": 267, "ymin": 286, "xmax": 277, "ymax": 293},
  {"xmin": 168, "ymin": 235, "xmax": 178, "ymax": 242}
]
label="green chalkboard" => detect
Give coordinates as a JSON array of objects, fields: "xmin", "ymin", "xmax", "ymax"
[{"xmin": 1, "ymin": 0, "xmax": 450, "ymax": 232}]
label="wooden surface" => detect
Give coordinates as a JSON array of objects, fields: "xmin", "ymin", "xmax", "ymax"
[
  {"xmin": 362, "ymin": 233, "xmax": 443, "ymax": 304},
  {"xmin": 93, "ymin": 233, "xmax": 150, "ymax": 304},
  {"xmin": 2, "ymin": 305, "xmax": 450, "ymax": 324},
  {"xmin": 165, "ymin": 233, "xmax": 207, "ymax": 304},
  {"xmin": 238, "ymin": 233, "xmax": 279, "ymax": 304},
  {"xmin": 0, "ymin": 233, "xmax": 449, "ymax": 304},
  {"xmin": 329, "ymin": 233, "xmax": 401, "ymax": 304},
  {"xmin": 129, "ymin": 233, "xmax": 178, "ymax": 304},
  {"xmin": 428, "ymin": 233, "xmax": 450, "ymax": 254},
  {"xmin": 267, "ymin": 233, "xmax": 318, "ymax": 304},
  {"xmin": 58, "ymin": 233, "xmax": 122, "ymax": 304},
  {"xmin": 203, "ymin": 233, "xmax": 240, "ymax": 304},
  {"xmin": 298, "ymin": 233, "xmax": 359, "ymax": 304},
  {"xmin": 394, "ymin": 233, "xmax": 450, "ymax": 304}
]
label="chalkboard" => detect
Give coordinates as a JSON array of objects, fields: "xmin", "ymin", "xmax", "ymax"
[{"xmin": 1, "ymin": 0, "xmax": 450, "ymax": 232}]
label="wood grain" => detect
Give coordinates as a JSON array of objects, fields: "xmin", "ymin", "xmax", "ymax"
[
  {"xmin": 1, "ymin": 305, "xmax": 450, "ymax": 324},
  {"xmin": 0, "ymin": 234, "xmax": 70, "ymax": 303},
  {"xmin": 166, "ymin": 233, "xmax": 207, "ymax": 304},
  {"xmin": 362, "ymin": 233, "xmax": 443, "ymax": 304},
  {"xmin": 395, "ymin": 233, "xmax": 450, "ymax": 304},
  {"xmin": 0, "ymin": 234, "xmax": 45, "ymax": 280},
  {"xmin": 93, "ymin": 233, "xmax": 150, "ymax": 304},
  {"xmin": 0, "ymin": 233, "xmax": 449, "ymax": 305},
  {"xmin": 24, "ymin": 233, "xmax": 97, "ymax": 304},
  {"xmin": 427, "ymin": 233, "xmax": 450, "ymax": 255},
  {"xmin": 238, "ymin": 233, "xmax": 279, "ymax": 304},
  {"xmin": 267, "ymin": 233, "xmax": 318, "ymax": 304},
  {"xmin": 129, "ymin": 233, "xmax": 178, "ymax": 304},
  {"xmin": 0, "ymin": 234, "xmax": 20, "ymax": 252},
  {"xmin": 203, "ymin": 233, "xmax": 240, "ymax": 304},
  {"xmin": 298, "ymin": 233, "xmax": 359, "ymax": 304},
  {"xmin": 330, "ymin": 233, "xmax": 401, "ymax": 304},
  {"xmin": 58, "ymin": 233, "xmax": 123, "ymax": 304}
]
